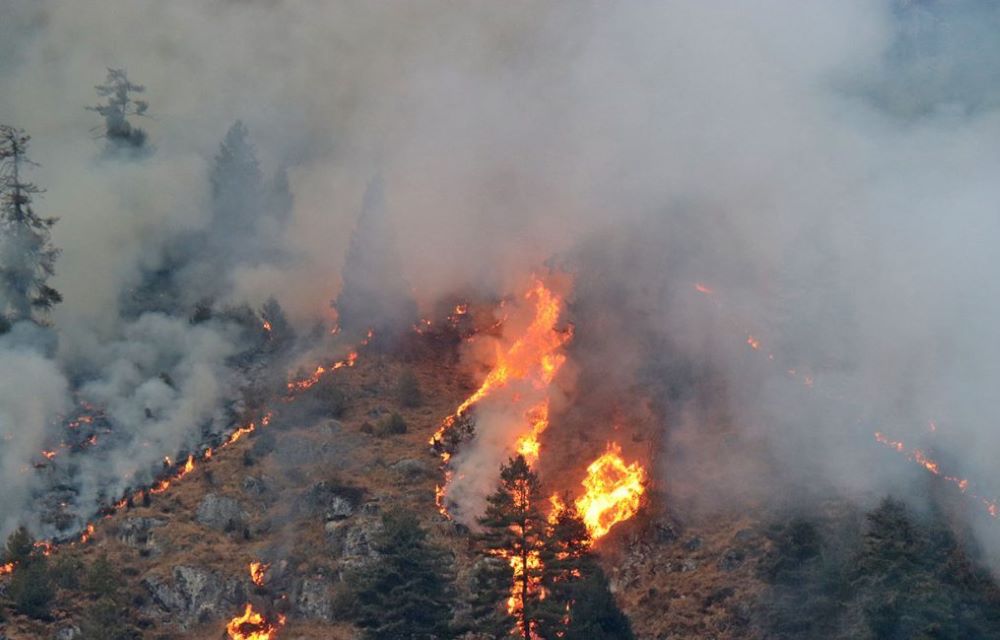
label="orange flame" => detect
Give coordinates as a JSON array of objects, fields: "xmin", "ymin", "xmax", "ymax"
[
  {"xmin": 249, "ymin": 561, "xmax": 269, "ymax": 587},
  {"xmin": 574, "ymin": 443, "xmax": 646, "ymax": 539},
  {"xmin": 0, "ymin": 562, "xmax": 13, "ymax": 576},
  {"xmin": 226, "ymin": 603, "xmax": 285, "ymax": 640},
  {"xmin": 874, "ymin": 431, "xmax": 998, "ymax": 518},
  {"xmin": 431, "ymin": 278, "xmax": 572, "ymax": 517}
]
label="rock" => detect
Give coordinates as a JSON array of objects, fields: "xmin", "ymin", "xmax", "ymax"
[
  {"xmin": 326, "ymin": 516, "xmax": 383, "ymax": 563},
  {"xmin": 298, "ymin": 481, "xmax": 363, "ymax": 521},
  {"xmin": 682, "ymin": 536, "xmax": 702, "ymax": 551},
  {"xmin": 196, "ymin": 493, "xmax": 249, "ymax": 532},
  {"xmin": 717, "ymin": 548, "xmax": 744, "ymax": 572},
  {"xmin": 117, "ymin": 517, "xmax": 166, "ymax": 552},
  {"xmin": 294, "ymin": 577, "xmax": 333, "ymax": 621},
  {"xmin": 242, "ymin": 475, "xmax": 270, "ymax": 496},
  {"xmin": 142, "ymin": 566, "xmax": 246, "ymax": 630},
  {"xmin": 733, "ymin": 528, "xmax": 756, "ymax": 543},
  {"xmin": 54, "ymin": 627, "xmax": 81, "ymax": 640}
]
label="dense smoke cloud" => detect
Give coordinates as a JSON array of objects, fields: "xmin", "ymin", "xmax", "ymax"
[{"xmin": 2, "ymin": 0, "xmax": 1000, "ymax": 568}]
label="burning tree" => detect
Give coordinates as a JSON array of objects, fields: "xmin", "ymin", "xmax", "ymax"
[
  {"xmin": 86, "ymin": 68, "xmax": 150, "ymax": 155},
  {"xmin": 344, "ymin": 509, "xmax": 456, "ymax": 640},
  {"xmin": 475, "ymin": 455, "xmax": 556, "ymax": 639},
  {"xmin": 0, "ymin": 126, "xmax": 61, "ymax": 328},
  {"xmin": 474, "ymin": 459, "xmax": 635, "ymax": 639}
]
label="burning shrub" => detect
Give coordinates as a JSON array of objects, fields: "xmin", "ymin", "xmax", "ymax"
[{"xmin": 375, "ymin": 412, "xmax": 407, "ymax": 437}]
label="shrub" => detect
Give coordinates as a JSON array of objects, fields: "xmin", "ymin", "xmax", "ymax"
[
  {"xmin": 395, "ymin": 369, "xmax": 422, "ymax": 408},
  {"xmin": 9, "ymin": 560, "xmax": 54, "ymax": 619},
  {"xmin": 376, "ymin": 412, "xmax": 407, "ymax": 437}
]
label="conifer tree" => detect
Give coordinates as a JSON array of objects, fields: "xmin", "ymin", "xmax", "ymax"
[
  {"xmin": 0, "ymin": 126, "xmax": 61, "ymax": 327},
  {"xmin": 475, "ymin": 455, "xmax": 553, "ymax": 639},
  {"xmin": 86, "ymin": 68, "xmax": 149, "ymax": 154},
  {"xmin": 335, "ymin": 174, "xmax": 417, "ymax": 342},
  {"xmin": 4, "ymin": 526, "xmax": 54, "ymax": 620},
  {"xmin": 348, "ymin": 508, "xmax": 456, "ymax": 640},
  {"xmin": 543, "ymin": 502, "xmax": 634, "ymax": 640}
]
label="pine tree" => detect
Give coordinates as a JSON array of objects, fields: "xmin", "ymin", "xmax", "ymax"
[
  {"xmin": 335, "ymin": 174, "xmax": 417, "ymax": 342},
  {"xmin": 260, "ymin": 296, "xmax": 295, "ymax": 351},
  {"xmin": 4, "ymin": 526, "xmax": 54, "ymax": 620},
  {"xmin": 210, "ymin": 120, "xmax": 264, "ymax": 238},
  {"xmin": 0, "ymin": 126, "xmax": 60, "ymax": 327},
  {"xmin": 86, "ymin": 68, "xmax": 149, "ymax": 154},
  {"xmin": 3, "ymin": 525, "xmax": 35, "ymax": 565},
  {"xmin": 543, "ymin": 502, "xmax": 634, "ymax": 640},
  {"xmin": 347, "ymin": 508, "xmax": 455, "ymax": 640},
  {"xmin": 475, "ymin": 455, "xmax": 553, "ymax": 639}
]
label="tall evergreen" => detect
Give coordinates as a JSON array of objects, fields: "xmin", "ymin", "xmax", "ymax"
[
  {"xmin": 335, "ymin": 174, "xmax": 417, "ymax": 342},
  {"xmin": 3, "ymin": 526, "xmax": 54, "ymax": 620},
  {"xmin": 347, "ymin": 509, "xmax": 456, "ymax": 640},
  {"xmin": 0, "ymin": 126, "xmax": 60, "ymax": 328},
  {"xmin": 86, "ymin": 68, "xmax": 149, "ymax": 155},
  {"xmin": 475, "ymin": 455, "xmax": 554, "ymax": 639}
]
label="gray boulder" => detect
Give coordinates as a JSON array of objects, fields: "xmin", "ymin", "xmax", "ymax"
[
  {"xmin": 117, "ymin": 517, "xmax": 166, "ymax": 553},
  {"xmin": 142, "ymin": 566, "xmax": 246, "ymax": 630},
  {"xmin": 294, "ymin": 577, "xmax": 334, "ymax": 621},
  {"xmin": 196, "ymin": 493, "xmax": 249, "ymax": 532}
]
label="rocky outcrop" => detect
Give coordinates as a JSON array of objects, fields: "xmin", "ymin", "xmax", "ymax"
[
  {"xmin": 117, "ymin": 517, "xmax": 166, "ymax": 554},
  {"xmin": 325, "ymin": 515, "xmax": 383, "ymax": 566},
  {"xmin": 196, "ymin": 493, "xmax": 248, "ymax": 532},
  {"xmin": 297, "ymin": 481, "xmax": 363, "ymax": 521},
  {"xmin": 294, "ymin": 576, "xmax": 334, "ymax": 622},
  {"xmin": 142, "ymin": 566, "xmax": 246, "ymax": 630}
]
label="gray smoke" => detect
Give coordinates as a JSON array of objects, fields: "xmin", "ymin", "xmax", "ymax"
[{"xmin": 2, "ymin": 0, "xmax": 1000, "ymax": 569}]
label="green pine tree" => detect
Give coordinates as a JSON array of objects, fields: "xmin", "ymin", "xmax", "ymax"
[{"xmin": 348, "ymin": 508, "xmax": 455, "ymax": 640}]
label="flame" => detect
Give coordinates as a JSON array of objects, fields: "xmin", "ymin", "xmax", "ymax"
[
  {"xmin": 694, "ymin": 283, "xmax": 714, "ymax": 294},
  {"xmin": 79, "ymin": 523, "xmax": 96, "ymax": 544},
  {"xmin": 746, "ymin": 335, "xmax": 760, "ymax": 350},
  {"xmin": 430, "ymin": 278, "xmax": 572, "ymax": 517},
  {"xmin": 285, "ymin": 349, "xmax": 360, "ymax": 394},
  {"xmin": 249, "ymin": 561, "xmax": 269, "ymax": 587},
  {"xmin": 574, "ymin": 443, "xmax": 646, "ymax": 539},
  {"xmin": 0, "ymin": 562, "xmax": 13, "ymax": 576},
  {"xmin": 262, "ymin": 320, "xmax": 273, "ymax": 333},
  {"xmin": 226, "ymin": 603, "xmax": 285, "ymax": 640},
  {"xmin": 874, "ymin": 431, "xmax": 998, "ymax": 518}
]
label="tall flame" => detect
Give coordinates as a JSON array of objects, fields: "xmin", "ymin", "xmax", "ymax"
[
  {"xmin": 431, "ymin": 278, "xmax": 572, "ymax": 517},
  {"xmin": 575, "ymin": 443, "xmax": 646, "ymax": 540}
]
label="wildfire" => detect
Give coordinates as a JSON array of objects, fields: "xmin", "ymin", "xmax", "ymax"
[
  {"xmin": 249, "ymin": 561, "xmax": 269, "ymax": 587},
  {"xmin": 575, "ymin": 443, "xmax": 647, "ymax": 540},
  {"xmin": 874, "ymin": 431, "xmax": 995, "ymax": 517},
  {"xmin": 0, "ymin": 562, "xmax": 13, "ymax": 576},
  {"xmin": 226, "ymin": 603, "xmax": 285, "ymax": 640},
  {"xmin": 285, "ymin": 330, "xmax": 371, "ymax": 395},
  {"xmin": 430, "ymin": 278, "xmax": 572, "ymax": 517}
]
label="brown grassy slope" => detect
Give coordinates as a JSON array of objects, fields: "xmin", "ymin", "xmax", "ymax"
[{"xmin": 2, "ymin": 343, "xmax": 767, "ymax": 640}]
